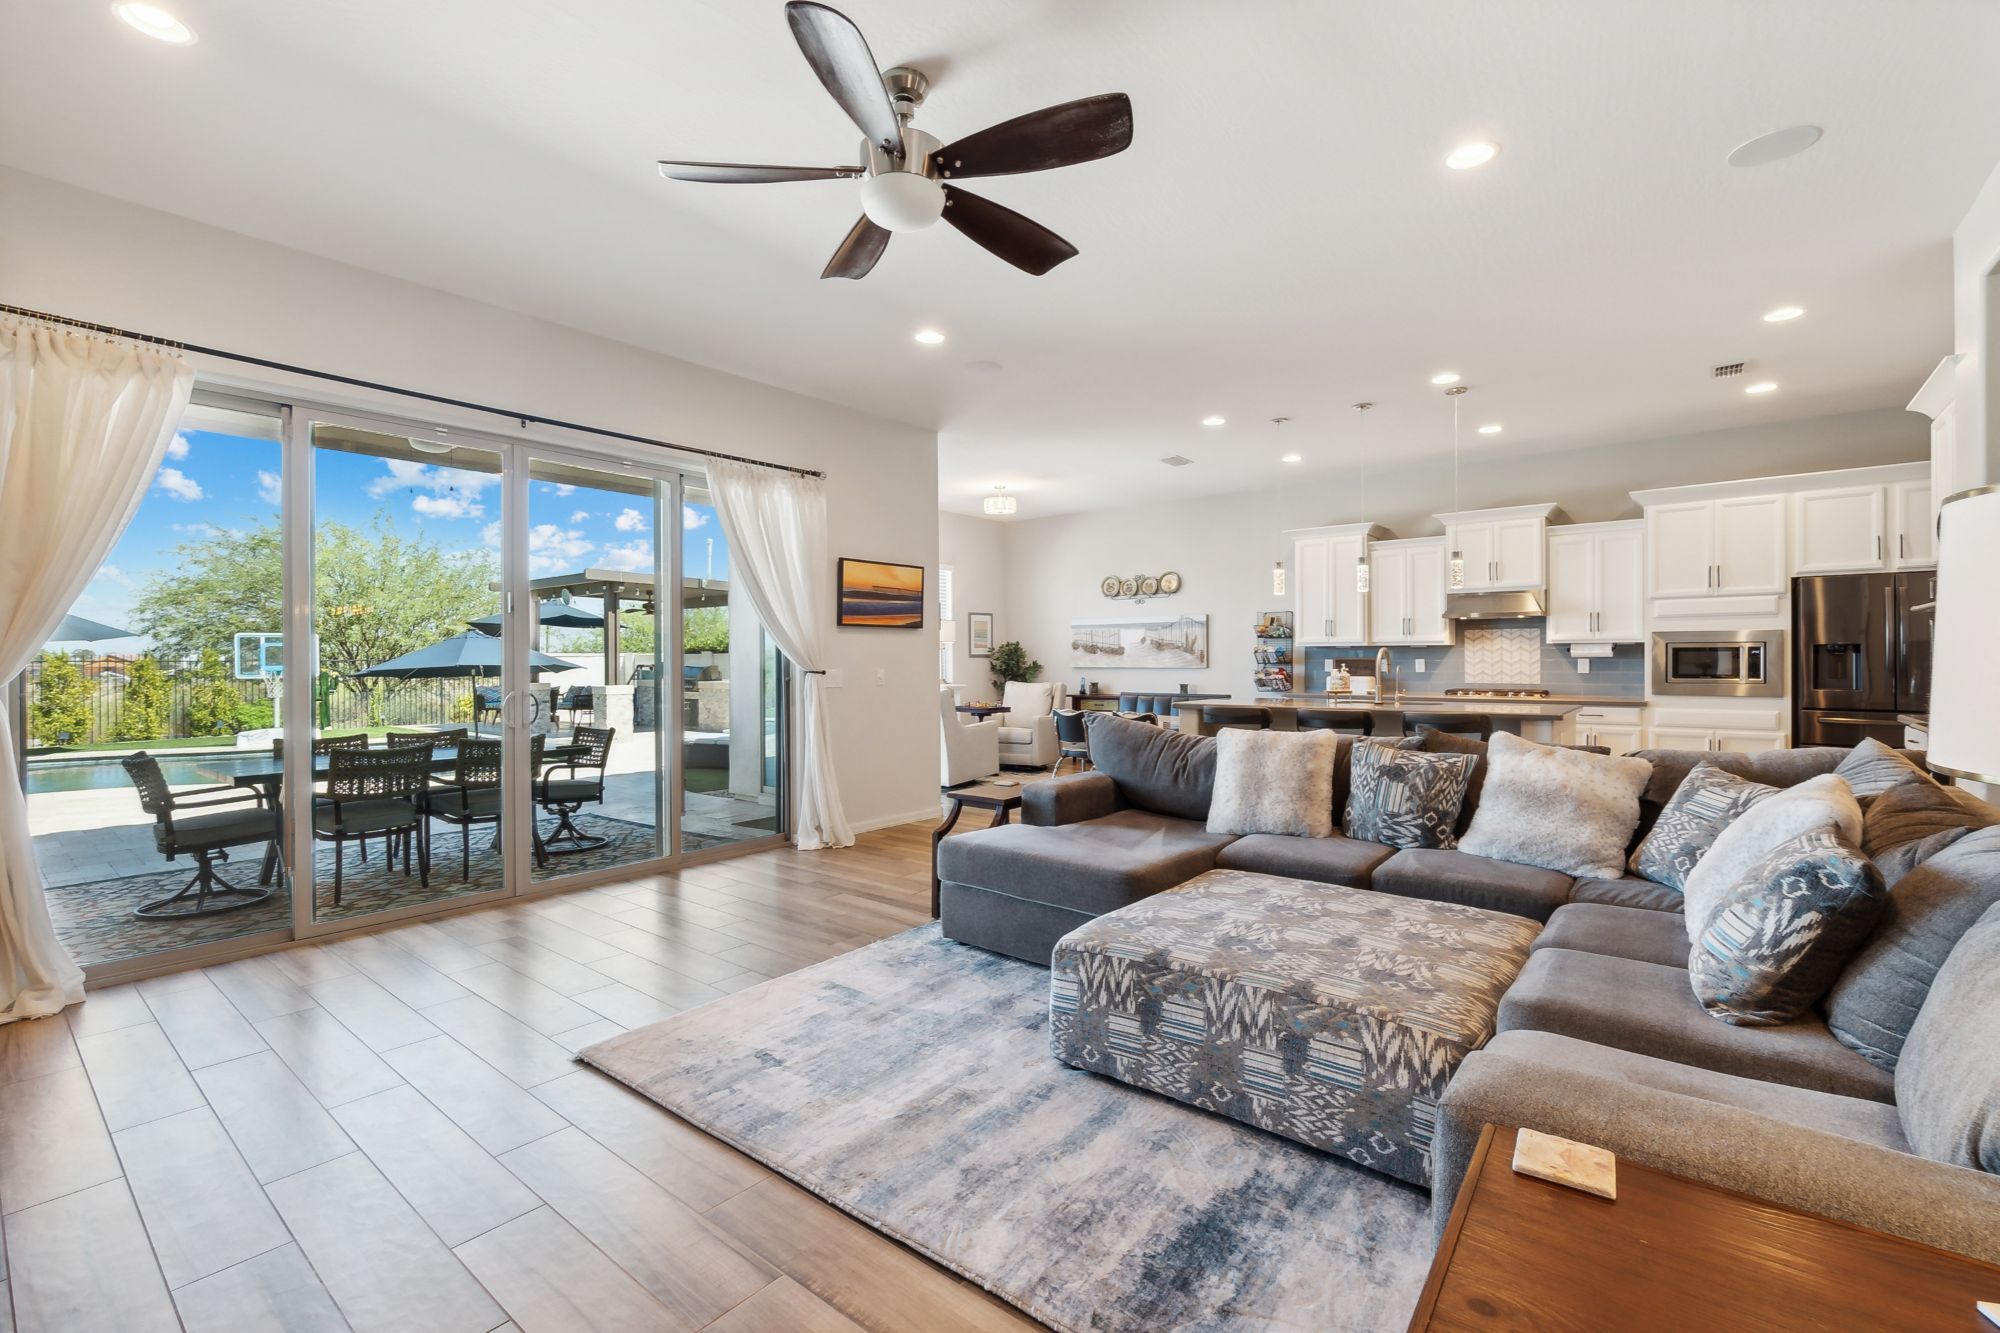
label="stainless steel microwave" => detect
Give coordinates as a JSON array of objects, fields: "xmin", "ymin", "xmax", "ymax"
[{"xmin": 1651, "ymin": 630, "xmax": 1785, "ymax": 698}]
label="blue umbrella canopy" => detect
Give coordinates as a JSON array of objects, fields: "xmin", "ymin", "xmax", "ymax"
[
  {"xmin": 465, "ymin": 602, "xmax": 605, "ymax": 635},
  {"xmin": 48, "ymin": 613, "xmax": 135, "ymax": 643},
  {"xmin": 353, "ymin": 631, "xmax": 581, "ymax": 680}
]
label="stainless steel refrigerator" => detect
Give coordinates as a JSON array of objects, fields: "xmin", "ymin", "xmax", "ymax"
[{"xmin": 1792, "ymin": 572, "xmax": 1934, "ymax": 747}]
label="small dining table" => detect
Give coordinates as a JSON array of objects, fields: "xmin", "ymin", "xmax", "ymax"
[{"xmin": 955, "ymin": 704, "xmax": 1011, "ymax": 721}]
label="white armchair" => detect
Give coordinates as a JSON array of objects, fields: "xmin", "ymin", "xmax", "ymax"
[
  {"xmin": 996, "ymin": 680, "xmax": 1058, "ymax": 769},
  {"xmin": 940, "ymin": 686, "xmax": 1000, "ymax": 787}
]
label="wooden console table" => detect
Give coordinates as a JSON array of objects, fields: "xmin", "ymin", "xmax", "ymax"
[
  {"xmin": 931, "ymin": 783, "xmax": 1023, "ymax": 917},
  {"xmin": 1410, "ymin": 1123, "xmax": 2000, "ymax": 1331}
]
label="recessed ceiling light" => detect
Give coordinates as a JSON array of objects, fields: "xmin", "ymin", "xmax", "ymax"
[
  {"xmin": 112, "ymin": 2, "xmax": 195, "ymax": 43},
  {"xmin": 913, "ymin": 329, "xmax": 946, "ymax": 345},
  {"xmin": 1727, "ymin": 126, "xmax": 1821, "ymax": 169},
  {"xmin": 1430, "ymin": 371, "xmax": 1461, "ymax": 386},
  {"xmin": 1762, "ymin": 305, "xmax": 1805, "ymax": 323},
  {"xmin": 1281, "ymin": 453, "xmax": 1302, "ymax": 464},
  {"xmin": 1445, "ymin": 141, "xmax": 1499, "ymax": 170},
  {"xmin": 1201, "ymin": 415, "xmax": 1226, "ymax": 427},
  {"xmin": 1477, "ymin": 424, "xmax": 1503, "ymax": 435},
  {"xmin": 1744, "ymin": 381, "xmax": 1779, "ymax": 395}
]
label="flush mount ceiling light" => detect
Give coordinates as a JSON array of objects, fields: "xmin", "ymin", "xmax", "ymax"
[
  {"xmin": 113, "ymin": 2, "xmax": 196, "ymax": 43},
  {"xmin": 1744, "ymin": 381, "xmax": 1779, "ymax": 395},
  {"xmin": 1430, "ymin": 371, "xmax": 1461, "ymax": 386},
  {"xmin": 983, "ymin": 485, "xmax": 1017, "ymax": 516},
  {"xmin": 1728, "ymin": 125, "xmax": 1822, "ymax": 168},
  {"xmin": 1445, "ymin": 141, "xmax": 1499, "ymax": 170},
  {"xmin": 913, "ymin": 328, "xmax": 946, "ymax": 345},
  {"xmin": 1477, "ymin": 423, "xmax": 1503, "ymax": 435},
  {"xmin": 1201, "ymin": 415, "xmax": 1226, "ymax": 427},
  {"xmin": 1762, "ymin": 305, "xmax": 1805, "ymax": 322}
]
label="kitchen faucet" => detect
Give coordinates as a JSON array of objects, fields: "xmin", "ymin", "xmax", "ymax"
[{"xmin": 1375, "ymin": 646, "xmax": 1394, "ymax": 703}]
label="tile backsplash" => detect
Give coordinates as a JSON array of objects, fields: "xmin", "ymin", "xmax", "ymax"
[{"xmin": 1303, "ymin": 619, "xmax": 1645, "ymax": 698}]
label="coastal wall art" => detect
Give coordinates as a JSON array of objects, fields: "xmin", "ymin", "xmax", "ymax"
[
  {"xmin": 838, "ymin": 558, "xmax": 925, "ymax": 628},
  {"xmin": 1069, "ymin": 614, "xmax": 1209, "ymax": 669}
]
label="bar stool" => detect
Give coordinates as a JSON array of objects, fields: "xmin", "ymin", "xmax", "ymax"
[
  {"xmin": 1052, "ymin": 709, "xmax": 1092, "ymax": 775},
  {"xmin": 1295, "ymin": 709, "xmax": 1371, "ymax": 736},
  {"xmin": 1401, "ymin": 711, "xmax": 1494, "ymax": 741},
  {"xmin": 1200, "ymin": 705, "xmax": 1272, "ymax": 732}
]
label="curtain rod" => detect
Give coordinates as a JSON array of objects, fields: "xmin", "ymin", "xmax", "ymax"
[{"xmin": 0, "ymin": 302, "xmax": 826, "ymax": 480}]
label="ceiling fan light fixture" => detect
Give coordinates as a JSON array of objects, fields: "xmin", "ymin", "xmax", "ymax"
[{"xmin": 859, "ymin": 171, "xmax": 946, "ymax": 232}]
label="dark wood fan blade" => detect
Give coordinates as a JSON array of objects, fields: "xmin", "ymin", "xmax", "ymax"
[
  {"xmin": 657, "ymin": 160, "xmax": 860, "ymax": 184},
  {"xmin": 821, "ymin": 215, "xmax": 891, "ymax": 279},
  {"xmin": 936, "ymin": 93, "xmax": 1134, "ymax": 180},
  {"xmin": 784, "ymin": 2, "xmax": 902, "ymax": 156},
  {"xmin": 941, "ymin": 186, "xmax": 1078, "ymax": 275}
]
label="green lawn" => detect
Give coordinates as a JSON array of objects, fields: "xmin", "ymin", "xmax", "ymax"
[{"xmin": 684, "ymin": 768, "xmax": 728, "ymax": 793}]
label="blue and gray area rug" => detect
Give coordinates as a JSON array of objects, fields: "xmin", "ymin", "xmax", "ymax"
[{"xmin": 580, "ymin": 925, "xmax": 1430, "ymax": 1333}]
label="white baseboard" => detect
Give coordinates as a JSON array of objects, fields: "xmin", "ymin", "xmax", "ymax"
[{"xmin": 847, "ymin": 805, "xmax": 945, "ymax": 835}]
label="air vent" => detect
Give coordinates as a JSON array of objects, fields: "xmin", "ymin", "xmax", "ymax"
[
  {"xmin": 1711, "ymin": 362, "xmax": 1745, "ymax": 378},
  {"xmin": 1160, "ymin": 454, "xmax": 1193, "ymax": 467}
]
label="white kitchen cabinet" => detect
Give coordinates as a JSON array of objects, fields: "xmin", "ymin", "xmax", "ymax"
[
  {"xmin": 1571, "ymin": 705, "xmax": 1646, "ymax": 754},
  {"xmin": 1288, "ymin": 523, "xmax": 1386, "ymax": 646},
  {"xmin": 1716, "ymin": 729, "xmax": 1788, "ymax": 754},
  {"xmin": 1646, "ymin": 502, "xmax": 1716, "ymax": 598},
  {"xmin": 1645, "ymin": 725, "xmax": 1716, "ymax": 752},
  {"xmin": 1436, "ymin": 504, "xmax": 1558, "ymax": 592},
  {"xmin": 1545, "ymin": 522, "xmax": 1644, "ymax": 643},
  {"xmin": 1647, "ymin": 707, "xmax": 1788, "ymax": 754},
  {"xmin": 1793, "ymin": 486, "xmax": 1887, "ymax": 575},
  {"xmin": 1366, "ymin": 537, "xmax": 1452, "ymax": 646},
  {"xmin": 1891, "ymin": 478, "xmax": 1934, "ymax": 567},
  {"xmin": 1647, "ymin": 494, "xmax": 1785, "ymax": 598}
]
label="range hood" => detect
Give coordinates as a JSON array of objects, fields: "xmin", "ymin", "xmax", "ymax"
[{"xmin": 1444, "ymin": 589, "xmax": 1546, "ymax": 621}]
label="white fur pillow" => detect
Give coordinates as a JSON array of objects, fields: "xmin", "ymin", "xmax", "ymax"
[
  {"xmin": 1457, "ymin": 732, "xmax": 1653, "ymax": 878},
  {"xmin": 1206, "ymin": 729, "xmax": 1342, "ymax": 838},
  {"xmin": 1680, "ymin": 772, "xmax": 1864, "ymax": 943}
]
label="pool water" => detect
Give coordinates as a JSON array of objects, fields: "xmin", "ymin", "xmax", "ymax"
[{"xmin": 27, "ymin": 751, "xmax": 276, "ymax": 796}]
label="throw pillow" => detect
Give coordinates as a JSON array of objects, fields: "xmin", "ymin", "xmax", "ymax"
[
  {"xmin": 1206, "ymin": 729, "xmax": 1342, "ymax": 838},
  {"xmin": 1417, "ymin": 729, "xmax": 1488, "ymax": 836},
  {"xmin": 1083, "ymin": 712, "xmax": 1216, "ymax": 822},
  {"xmin": 1679, "ymin": 773, "xmax": 1863, "ymax": 944},
  {"xmin": 1894, "ymin": 898, "xmax": 2000, "ymax": 1173},
  {"xmin": 1457, "ymin": 732, "xmax": 1653, "ymax": 879},
  {"xmin": 1689, "ymin": 830, "xmax": 1886, "ymax": 1026},
  {"xmin": 1626, "ymin": 762, "xmax": 1779, "ymax": 893},
  {"xmin": 1833, "ymin": 736, "xmax": 1932, "ymax": 801},
  {"xmin": 1873, "ymin": 826, "xmax": 1973, "ymax": 889},
  {"xmin": 1826, "ymin": 825, "xmax": 2000, "ymax": 1070},
  {"xmin": 1861, "ymin": 777, "xmax": 1997, "ymax": 872},
  {"xmin": 1343, "ymin": 742, "xmax": 1475, "ymax": 850}
]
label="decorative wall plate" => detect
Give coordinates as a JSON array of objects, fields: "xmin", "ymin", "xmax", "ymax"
[
  {"xmin": 1100, "ymin": 575, "xmax": 1123, "ymax": 598},
  {"xmin": 1159, "ymin": 571, "xmax": 1182, "ymax": 594},
  {"xmin": 1119, "ymin": 577, "xmax": 1140, "ymax": 598},
  {"xmin": 1138, "ymin": 575, "xmax": 1160, "ymax": 596}
]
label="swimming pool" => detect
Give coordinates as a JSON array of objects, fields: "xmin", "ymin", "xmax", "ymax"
[{"xmin": 26, "ymin": 751, "xmax": 276, "ymax": 796}]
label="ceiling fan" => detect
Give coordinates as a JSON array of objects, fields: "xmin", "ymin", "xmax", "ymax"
[{"xmin": 657, "ymin": 1, "xmax": 1133, "ymax": 279}]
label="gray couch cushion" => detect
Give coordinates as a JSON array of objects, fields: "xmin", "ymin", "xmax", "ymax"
[
  {"xmin": 1829, "ymin": 826, "xmax": 2000, "ymax": 1072},
  {"xmin": 1082, "ymin": 712, "xmax": 1216, "ymax": 822},
  {"xmin": 1496, "ymin": 947, "xmax": 1895, "ymax": 1101},
  {"xmin": 1861, "ymin": 777, "xmax": 1997, "ymax": 872},
  {"xmin": 1834, "ymin": 736, "xmax": 1935, "ymax": 800},
  {"xmin": 1215, "ymin": 832, "xmax": 1397, "ymax": 889},
  {"xmin": 935, "ymin": 808, "xmax": 1231, "ymax": 917},
  {"xmin": 1627, "ymin": 746, "xmax": 1847, "ymax": 847},
  {"xmin": 1896, "ymin": 900, "xmax": 2000, "ymax": 1172},
  {"xmin": 1370, "ymin": 848, "xmax": 1572, "ymax": 922},
  {"xmin": 1627, "ymin": 761, "xmax": 1776, "ymax": 893},
  {"xmin": 1533, "ymin": 902, "xmax": 1692, "ymax": 969},
  {"xmin": 1022, "ymin": 772, "xmax": 1124, "ymax": 828},
  {"xmin": 1570, "ymin": 875, "xmax": 1686, "ymax": 914}
]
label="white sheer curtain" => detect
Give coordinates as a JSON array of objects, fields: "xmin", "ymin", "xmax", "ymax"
[
  {"xmin": 0, "ymin": 318, "xmax": 194, "ymax": 1021},
  {"xmin": 703, "ymin": 458, "xmax": 854, "ymax": 850}
]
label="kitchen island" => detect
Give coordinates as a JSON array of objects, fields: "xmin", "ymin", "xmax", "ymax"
[{"xmin": 1169, "ymin": 693, "xmax": 1605, "ymax": 742}]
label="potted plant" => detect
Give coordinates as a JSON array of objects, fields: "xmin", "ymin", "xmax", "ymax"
[{"xmin": 987, "ymin": 640, "xmax": 1042, "ymax": 699}]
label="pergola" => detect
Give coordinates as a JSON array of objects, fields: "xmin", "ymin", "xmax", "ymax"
[{"xmin": 526, "ymin": 568, "xmax": 731, "ymax": 685}]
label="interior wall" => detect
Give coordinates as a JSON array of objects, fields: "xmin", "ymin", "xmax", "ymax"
[
  {"xmin": 1953, "ymin": 158, "xmax": 2000, "ymax": 487},
  {"xmin": 0, "ymin": 166, "xmax": 943, "ymax": 832},
  {"xmin": 999, "ymin": 408, "xmax": 1927, "ymax": 701},
  {"xmin": 938, "ymin": 510, "xmax": 1009, "ymax": 694}
]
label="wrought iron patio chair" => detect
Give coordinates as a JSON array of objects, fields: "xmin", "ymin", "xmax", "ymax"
[
  {"xmin": 121, "ymin": 753, "xmax": 280, "ymax": 919},
  {"xmin": 537, "ymin": 724, "xmax": 614, "ymax": 855},
  {"xmin": 316, "ymin": 746, "xmax": 431, "ymax": 904}
]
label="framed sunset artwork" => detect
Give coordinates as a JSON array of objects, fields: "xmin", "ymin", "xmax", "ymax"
[{"xmin": 837, "ymin": 558, "xmax": 925, "ymax": 628}]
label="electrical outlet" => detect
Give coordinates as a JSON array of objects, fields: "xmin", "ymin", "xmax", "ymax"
[
  {"xmin": 1414, "ymin": 659, "xmax": 1426, "ymax": 673},
  {"xmin": 875, "ymin": 667, "xmax": 887, "ymax": 686},
  {"xmin": 1577, "ymin": 658, "xmax": 1591, "ymax": 674}
]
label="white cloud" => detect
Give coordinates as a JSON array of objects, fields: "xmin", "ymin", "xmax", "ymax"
[
  {"xmin": 683, "ymin": 507, "xmax": 709, "ymax": 530},
  {"xmin": 154, "ymin": 467, "xmax": 204, "ymax": 502},
  {"xmin": 165, "ymin": 433, "xmax": 190, "ymax": 460},
  {"xmin": 256, "ymin": 470, "xmax": 283, "ymax": 506},
  {"xmin": 614, "ymin": 507, "xmax": 649, "ymax": 533},
  {"xmin": 527, "ymin": 523, "xmax": 594, "ymax": 575},
  {"xmin": 411, "ymin": 493, "xmax": 485, "ymax": 521},
  {"xmin": 172, "ymin": 521, "xmax": 223, "ymax": 539},
  {"xmin": 599, "ymin": 539, "xmax": 653, "ymax": 571},
  {"xmin": 568, "ymin": 509, "xmax": 591, "ymax": 524},
  {"xmin": 96, "ymin": 564, "xmax": 131, "ymax": 586},
  {"xmin": 366, "ymin": 459, "xmax": 498, "ymax": 500},
  {"xmin": 553, "ymin": 484, "xmax": 576, "ymax": 497}
]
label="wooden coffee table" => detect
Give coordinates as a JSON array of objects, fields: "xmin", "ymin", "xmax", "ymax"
[
  {"xmin": 1410, "ymin": 1123, "xmax": 2000, "ymax": 1331},
  {"xmin": 931, "ymin": 782, "xmax": 1023, "ymax": 917}
]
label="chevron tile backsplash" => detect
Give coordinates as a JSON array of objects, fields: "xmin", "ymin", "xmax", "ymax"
[{"xmin": 1461, "ymin": 626, "xmax": 1543, "ymax": 684}]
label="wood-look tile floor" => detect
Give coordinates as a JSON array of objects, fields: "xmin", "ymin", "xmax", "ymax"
[{"xmin": 0, "ymin": 821, "xmax": 1048, "ymax": 1333}]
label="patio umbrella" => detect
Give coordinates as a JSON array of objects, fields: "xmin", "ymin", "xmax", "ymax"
[
  {"xmin": 465, "ymin": 601, "xmax": 605, "ymax": 635},
  {"xmin": 47, "ymin": 612, "xmax": 135, "ymax": 642},
  {"xmin": 352, "ymin": 631, "xmax": 582, "ymax": 680}
]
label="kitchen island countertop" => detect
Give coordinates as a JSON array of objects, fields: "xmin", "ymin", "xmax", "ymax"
[{"xmin": 1172, "ymin": 696, "xmax": 1590, "ymax": 719}]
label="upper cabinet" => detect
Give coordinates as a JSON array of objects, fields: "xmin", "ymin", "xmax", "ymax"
[
  {"xmin": 1367, "ymin": 537, "xmax": 1453, "ymax": 646},
  {"xmin": 1646, "ymin": 494, "xmax": 1786, "ymax": 599},
  {"xmin": 1545, "ymin": 521, "xmax": 1644, "ymax": 643},
  {"xmin": 1286, "ymin": 522, "xmax": 1388, "ymax": 646},
  {"xmin": 1436, "ymin": 504, "xmax": 1561, "ymax": 592},
  {"xmin": 1793, "ymin": 478, "xmax": 1935, "ymax": 574}
]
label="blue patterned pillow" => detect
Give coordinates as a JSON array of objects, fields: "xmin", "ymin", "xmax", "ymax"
[
  {"xmin": 1344, "ymin": 741, "xmax": 1476, "ymax": 850},
  {"xmin": 1628, "ymin": 761, "xmax": 1776, "ymax": 892},
  {"xmin": 1690, "ymin": 830, "xmax": 1887, "ymax": 1026}
]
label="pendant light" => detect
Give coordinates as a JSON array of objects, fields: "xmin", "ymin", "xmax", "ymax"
[
  {"xmin": 983, "ymin": 485, "xmax": 1017, "ymax": 516},
  {"xmin": 1445, "ymin": 385, "xmax": 1468, "ymax": 590},
  {"xmin": 1352, "ymin": 403, "xmax": 1374, "ymax": 593}
]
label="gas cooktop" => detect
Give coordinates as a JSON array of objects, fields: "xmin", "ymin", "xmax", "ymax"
[{"xmin": 1443, "ymin": 688, "xmax": 1553, "ymax": 699}]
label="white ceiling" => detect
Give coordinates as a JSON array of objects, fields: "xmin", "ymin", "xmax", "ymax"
[{"xmin": 6, "ymin": 1, "xmax": 2000, "ymax": 519}]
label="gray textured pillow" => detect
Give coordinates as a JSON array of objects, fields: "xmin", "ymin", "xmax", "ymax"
[
  {"xmin": 1084, "ymin": 712, "xmax": 1215, "ymax": 822},
  {"xmin": 1680, "ymin": 774, "xmax": 1863, "ymax": 944},
  {"xmin": 1826, "ymin": 825, "xmax": 2000, "ymax": 1070},
  {"xmin": 1207, "ymin": 729, "xmax": 1341, "ymax": 838},
  {"xmin": 1895, "ymin": 899, "xmax": 2000, "ymax": 1172},
  {"xmin": 1457, "ymin": 732, "xmax": 1652, "ymax": 878},
  {"xmin": 1344, "ymin": 743, "xmax": 1474, "ymax": 850},
  {"xmin": 1862, "ymin": 777, "xmax": 1997, "ymax": 870},
  {"xmin": 1833, "ymin": 737, "xmax": 1932, "ymax": 800},
  {"xmin": 1689, "ymin": 831, "xmax": 1886, "ymax": 1027},
  {"xmin": 1627, "ymin": 762, "xmax": 1777, "ymax": 892}
]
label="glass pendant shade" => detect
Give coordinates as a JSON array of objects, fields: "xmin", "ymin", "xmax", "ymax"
[
  {"xmin": 1449, "ymin": 550, "xmax": 1466, "ymax": 590},
  {"xmin": 1272, "ymin": 561, "xmax": 1286, "ymax": 596},
  {"xmin": 1355, "ymin": 558, "xmax": 1370, "ymax": 593}
]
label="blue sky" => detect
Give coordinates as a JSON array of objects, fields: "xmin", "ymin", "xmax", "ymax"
[{"xmin": 65, "ymin": 428, "xmax": 729, "ymax": 650}]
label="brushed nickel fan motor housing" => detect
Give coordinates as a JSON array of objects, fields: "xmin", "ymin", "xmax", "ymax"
[{"xmin": 864, "ymin": 126, "xmax": 942, "ymax": 181}]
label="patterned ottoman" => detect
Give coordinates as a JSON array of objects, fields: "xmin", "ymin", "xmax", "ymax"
[{"xmin": 1050, "ymin": 868, "xmax": 1541, "ymax": 1185}]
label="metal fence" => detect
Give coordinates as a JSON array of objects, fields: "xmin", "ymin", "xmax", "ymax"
[{"xmin": 24, "ymin": 653, "xmax": 472, "ymax": 747}]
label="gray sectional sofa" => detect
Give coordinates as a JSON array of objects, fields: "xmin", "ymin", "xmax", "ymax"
[{"xmin": 934, "ymin": 712, "xmax": 2000, "ymax": 1262}]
